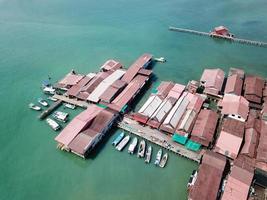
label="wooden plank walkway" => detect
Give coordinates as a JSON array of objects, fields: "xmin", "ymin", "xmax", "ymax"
[
  {"xmin": 53, "ymin": 94, "xmax": 90, "ymax": 108},
  {"xmin": 169, "ymin": 26, "xmax": 267, "ymax": 48},
  {"xmin": 118, "ymin": 117, "xmax": 202, "ymax": 163},
  {"xmin": 39, "ymin": 100, "xmax": 62, "ymax": 120}
]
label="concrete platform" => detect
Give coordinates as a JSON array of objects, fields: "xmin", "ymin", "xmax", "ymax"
[{"xmin": 118, "ymin": 117, "xmax": 202, "ymax": 163}]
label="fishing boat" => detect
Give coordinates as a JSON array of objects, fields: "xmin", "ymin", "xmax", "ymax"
[
  {"xmin": 53, "ymin": 111, "xmax": 68, "ymax": 122},
  {"xmin": 43, "ymin": 86, "xmax": 55, "ymax": 94},
  {"xmin": 48, "ymin": 96, "xmax": 58, "ymax": 102},
  {"xmin": 38, "ymin": 98, "xmax": 49, "ymax": 106},
  {"xmin": 145, "ymin": 146, "xmax": 152, "ymax": 163},
  {"xmin": 64, "ymin": 103, "xmax": 76, "ymax": 109},
  {"xmin": 29, "ymin": 103, "xmax": 41, "ymax": 111},
  {"xmin": 112, "ymin": 132, "xmax": 125, "ymax": 146},
  {"xmin": 154, "ymin": 149, "xmax": 162, "ymax": 166},
  {"xmin": 116, "ymin": 135, "xmax": 130, "ymax": 151},
  {"xmin": 128, "ymin": 137, "xmax": 138, "ymax": 154},
  {"xmin": 137, "ymin": 140, "xmax": 146, "ymax": 158},
  {"xmin": 159, "ymin": 153, "xmax": 168, "ymax": 168},
  {"xmin": 154, "ymin": 57, "xmax": 166, "ymax": 63},
  {"xmin": 46, "ymin": 118, "xmax": 60, "ymax": 131}
]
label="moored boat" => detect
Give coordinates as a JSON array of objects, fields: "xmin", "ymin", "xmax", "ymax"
[
  {"xmin": 154, "ymin": 149, "xmax": 162, "ymax": 166},
  {"xmin": 159, "ymin": 153, "xmax": 168, "ymax": 168},
  {"xmin": 46, "ymin": 118, "xmax": 60, "ymax": 131},
  {"xmin": 43, "ymin": 86, "xmax": 55, "ymax": 94},
  {"xmin": 48, "ymin": 96, "xmax": 58, "ymax": 102},
  {"xmin": 116, "ymin": 135, "xmax": 130, "ymax": 151},
  {"xmin": 128, "ymin": 137, "xmax": 138, "ymax": 154},
  {"xmin": 29, "ymin": 103, "xmax": 42, "ymax": 111},
  {"xmin": 112, "ymin": 132, "xmax": 125, "ymax": 146},
  {"xmin": 137, "ymin": 140, "xmax": 146, "ymax": 158},
  {"xmin": 145, "ymin": 146, "xmax": 152, "ymax": 163},
  {"xmin": 38, "ymin": 98, "xmax": 49, "ymax": 107},
  {"xmin": 64, "ymin": 103, "xmax": 76, "ymax": 109},
  {"xmin": 187, "ymin": 170, "xmax": 198, "ymax": 188},
  {"xmin": 53, "ymin": 111, "xmax": 68, "ymax": 122},
  {"xmin": 154, "ymin": 57, "xmax": 166, "ymax": 63}
]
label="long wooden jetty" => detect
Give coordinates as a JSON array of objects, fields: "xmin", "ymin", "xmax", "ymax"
[
  {"xmin": 39, "ymin": 100, "xmax": 62, "ymax": 120},
  {"xmin": 169, "ymin": 26, "xmax": 267, "ymax": 48},
  {"xmin": 118, "ymin": 117, "xmax": 203, "ymax": 163},
  {"xmin": 53, "ymin": 94, "xmax": 90, "ymax": 108}
]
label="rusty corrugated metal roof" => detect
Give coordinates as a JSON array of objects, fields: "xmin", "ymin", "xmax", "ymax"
[
  {"xmin": 224, "ymin": 74, "xmax": 243, "ymax": 96},
  {"xmin": 244, "ymin": 75, "xmax": 264, "ymax": 104}
]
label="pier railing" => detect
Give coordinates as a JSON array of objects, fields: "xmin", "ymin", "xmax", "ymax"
[{"xmin": 169, "ymin": 26, "xmax": 267, "ymax": 48}]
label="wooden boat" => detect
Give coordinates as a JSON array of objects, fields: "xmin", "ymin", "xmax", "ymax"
[
  {"xmin": 38, "ymin": 98, "xmax": 49, "ymax": 106},
  {"xmin": 154, "ymin": 149, "xmax": 162, "ymax": 166},
  {"xmin": 145, "ymin": 146, "xmax": 152, "ymax": 163},
  {"xmin": 137, "ymin": 140, "xmax": 146, "ymax": 158},
  {"xmin": 116, "ymin": 135, "xmax": 130, "ymax": 151},
  {"xmin": 159, "ymin": 153, "xmax": 168, "ymax": 168},
  {"xmin": 29, "ymin": 103, "xmax": 41, "ymax": 111},
  {"xmin": 128, "ymin": 137, "xmax": 138, "ymax": 154}
]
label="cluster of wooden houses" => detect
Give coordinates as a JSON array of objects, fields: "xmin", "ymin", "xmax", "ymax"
[
  {"xmin": 131, "ymin": 67, "xmax": 267, "ymax": 200},
  {"xmin": 54, "ymin": 54, "xmax": 153, "ymax": 158}
]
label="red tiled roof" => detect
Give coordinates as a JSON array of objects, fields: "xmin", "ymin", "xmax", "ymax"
[
  {"xmin": 189, "ymin": 151, "xmax": 226, "ymax": 200},
  {"xmin": 244, "ymin": 75, "xmax": 264, "ymax": 104},
  {"xmin": 215, "ymin": 118, "xmax": 245, "ymax": 159},
  {"xmin": 240, "ymin": 128, "xmax": 259, "ymax": 158},
  {"xmin": 200, "ymin": 68, "xmax": 225, "ymax": 95},
  {"xmin": 256, "ymin": 121, "xmax": 267, "ymax": 162},
  {"xmin": 224, "ymin": 74, "xmax": 243, "ymax": 96},
  {"xmin": 121, "ymin": 53, "xmax": 152, "ymax": 83},
  {"xmin": 190, "ymin": 109, "xmax": 219, "ymax": 147},
  {"xmin": 220, "ymin": 94, "xmax": 249, "ymax": 121}
]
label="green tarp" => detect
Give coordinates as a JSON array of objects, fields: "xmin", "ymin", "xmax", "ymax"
[
  {"xmin": 172, "ymin": 134, "xmax": 188, "ymax": 145},
  {"xmin": 185, "ymin": 140, "xmax": 201, "ymax": 152},
  {"xmin": 97, "ymin": 103, "xmax": 108, "ymax": 109}
]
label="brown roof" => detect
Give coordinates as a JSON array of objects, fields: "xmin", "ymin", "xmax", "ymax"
[
  {"xmin": 138, "ymin": 68, "xmax": 153, "ymax": 76},
  {"xmin": 66, "ymin": 76, "xmax": 92, "ymax": 97},
  {"xmin": 121, "ymin": 53, "xmax": 152, "ymax": 83},
  {"xmin": 99, "ymin": 86, "xmax": 120, "ymax": 103},
  {"xmin": 189, "ymin": 151, "xmax": 226, "ymax": 200},
  {"xmin": 220, "ymin": 94, "xmax": 249, "ymax": 121},
  {"xmin": 240, "ymin": 128, "xmax": 259, "ymax": 158},
  {"xmin": 228, "ymin": 68, "xmax": 245, "ymax": 79},
  {"xmin": 256, "ymin": 121, "xmax": 267, "ymax": 162},
  {"xmin": 244, "ymin": 75, "xmax": 264, "ymax": 104},
  {"xmin": 200, "ymin": 68, "xmax": 225, "ymax": 95},
  {"xmin": 224, "ymin": 74, "xmax": 243, "ymax": 96},
  {"xmin": 221, "ymin": 118, "xmax": 245, "ymax": 137},
  {"xmin": 190, "ymin": 109, "xmax": 219, "ymax": 147},
  {"xmin": 156, "ymin": 81, "xmax": 175, "ymax": 98}
]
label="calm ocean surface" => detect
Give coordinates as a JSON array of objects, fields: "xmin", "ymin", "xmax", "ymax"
[{"xmin": 0, "ymin": 0, "xmax": 267, "ymax": 199}]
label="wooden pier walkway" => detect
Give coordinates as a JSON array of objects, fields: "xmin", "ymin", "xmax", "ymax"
[
  {"xmin": 53, "ymin": 94, "xmax": 90, "ymax": 108},
  {"xmin": 169, "ymin": 26, "xmax": 267, "ymax": 48},
  {"xmin": 118, "ymin": 117, "xmax": 202, "ymax": 163},
  {"xmin": 39, "ymin": 100, "xmax": 62, "ymax": 120}
]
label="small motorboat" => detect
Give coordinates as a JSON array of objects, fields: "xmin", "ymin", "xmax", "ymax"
[
  {"xmin": 159, "ymin": 153, "xmax": 168, "ymax": 168},
  {"xmin": 53, "ymin": 111, "xmax": 68, "ymax": 122},
  {"xmin": 48, "ymin": 96, "xmax": 58, "ymax": 102},
  {"xmin": 38, "ymin": 98, "xmax": 49, "ymax": 107},
  {"xmin": 112, "ymin": 132, "xmax": 125, "ymax": 146},
  {"xmin": 137, "ymin": 140, "xmax": 146, "ymax": 158},
  {"xmin": 154, "ymin": 57, "xmax": 166, "ymax": 63},
  {"xmin": 43, "ymin": 86, "xmax": 55, "ymax": 94},
  {"xmin": 64, "ymin": 103, "xmax": 76, "ymax": 109},
  {"xmin": 46, "ymin": 118, "xmax": 60, "ymax": 131},
  {"xmin": 154, "ymin": 149, "xmax": 162, "ymax": 166},
  {"xmin": 187, "ymin": 170, "xmax": 198, "ymax": 188},
  {"xmin": 116, "ymin": 135, "xmax": 130, "ymax": 151},
  {"xmin": 29, "ymin": 103, "xmax": 41, "ymax": 111},
  {"xmin": 128, "ymin": 137, "xmax": 138, "ymax": 154},
  {"xmin": 145, "ymin": 146, "xmax": 152, "ymax": 163}
]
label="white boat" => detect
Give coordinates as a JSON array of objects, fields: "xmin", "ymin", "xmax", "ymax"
[
  {"xmin": 187, "ymin": 170, "xmax": 198, "ymax": 188},
  {"xmin": 29, "ymin": 103, "xmax": 41, "ymax": 111},
  {"xmin": 145, "ymin": 146, "xmax": 152, "ymax": 163},
  {"xmin": 154, "ymin": 57, "xmax": 166, "ymax": 63},
  {"xmin": 38, "ymin": 98, "xmax": 49, "ymax": 107},
  {"xmin": 116, "ymin": 135, "xmax": 130, "ymax": 151},
  {"xmin": 154, "ymin": 149, "xmax": 162, "ymax": 166},
  {"xmin": 53, "ymin": 111, "xmax": 68, "ymax": 122},
  {"xmin": 43, "ymin": 86, "xmax": 55, "ymax": 94},
  {"xmin": 48, "ymin": 96, "xmax": 58, "ymax": 102},
  {"xmin": 46, "ymin": 118, "xmax": 60, "ymax": 131},
  {"xmin": 159, "ymin": 153, "xmax": 168, "ymax": 168},
  {"xmin": 128, "ymin": 137, "xmax": 138, "ymax": 154},
  {"xmin": 137, "ymin": 140, "xmax": 146, "ymax": 158},
  {"xmin": 64, "ymin": 103, "xmax": 76, "ymax": 109}
]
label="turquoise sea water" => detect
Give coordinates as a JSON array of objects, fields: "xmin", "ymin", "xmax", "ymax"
[{"xmin": 0, "ymin": 0, "xmax": 267, "ymax": 200}]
